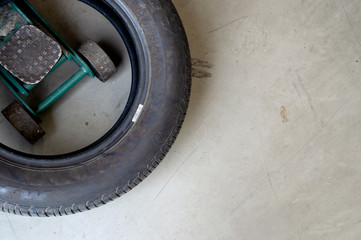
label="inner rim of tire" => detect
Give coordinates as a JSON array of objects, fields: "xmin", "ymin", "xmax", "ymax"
[{"xmin": 0, "ymin": 0, "xmax": 147, "ymax": 168}]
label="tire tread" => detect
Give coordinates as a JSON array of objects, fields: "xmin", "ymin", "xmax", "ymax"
[{"xmin": 1, "ymin": 0, "xmax": 191, "ymax": 217}]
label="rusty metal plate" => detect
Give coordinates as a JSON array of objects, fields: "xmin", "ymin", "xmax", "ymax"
[{"xmin": 0, "ymin": 25, "xmax": 62, "ymax": 85}]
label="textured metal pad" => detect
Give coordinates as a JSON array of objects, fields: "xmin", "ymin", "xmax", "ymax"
[{"xmin": 0, "ymin": 25, "xmax": 62, "ymax": 85}]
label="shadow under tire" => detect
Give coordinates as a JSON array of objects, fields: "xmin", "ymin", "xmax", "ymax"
[{"xmin": 0, "ymin": 0, "xmax": 191, "ymax": 216}]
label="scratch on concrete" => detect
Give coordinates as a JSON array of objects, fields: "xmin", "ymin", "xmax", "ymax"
[
  {"xmin": 207, "ymin": 15, "xmax": 250, "ymax": 34},
  {"xmin": 6, "ymin": 213, "xmax": 20, "ymax": 240},
  {"xmin": 267, "ymin": 171, "xmax": 280, "ymax": 204},
  {"xmin": 297, "ymin": 75, "xmax": 315, "ymax": 112},
  {"xmin": 228, "ymin": 177, "xmax": 269, "ymax": 217},
  {"xmin": 338, "ymin": 0, "xmax": 361, "ymax": 49},
  {"xmin": 154, "ymin": 149, "xmax": 196, "ymax": 200},
  {"xmin": 272, "ymin": 95, "xmax": 351, "ymax": 176}
]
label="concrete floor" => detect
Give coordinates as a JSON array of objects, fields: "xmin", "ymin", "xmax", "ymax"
[{"xmin": 1, "ymin": 0, "xmax": 361, "ymax": 239}]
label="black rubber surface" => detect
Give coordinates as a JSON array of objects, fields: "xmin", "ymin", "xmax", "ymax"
[
  {"xmin": 0, "ymin": 0, "xmax": 191, "ymax": 216},
  {"xmin": 2, "ymin": 101, "xmax": 45, "ymax": 144},
  {"xmin": 78, "ymin": 40, "xmax": 117, "ymax": 82}
]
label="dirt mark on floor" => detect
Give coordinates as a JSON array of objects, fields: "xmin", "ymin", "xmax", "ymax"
[
  {"xmin": 192, "ymin": 58, "xmax": 214, "ymax": 78},
  {"xmin": 280, "ymin": 106, "xmax": 289, "ymax": 123}
]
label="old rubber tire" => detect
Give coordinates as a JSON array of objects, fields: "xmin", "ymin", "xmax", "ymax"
[
  {"xmin": 2, "ymin": 101, "xmax": 45, "ymax": 145},
  {"xmin": 0, "ymin": 0, "xmax": 191, "ymax": 216},
  {"xmin": 78, "ymin": 40, "xmax": 117, "ymax": 82}
]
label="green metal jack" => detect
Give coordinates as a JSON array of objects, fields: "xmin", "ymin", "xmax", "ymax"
[{"xmin": 0, "ymin": 1, "xmax": 116, "ymax": 144}]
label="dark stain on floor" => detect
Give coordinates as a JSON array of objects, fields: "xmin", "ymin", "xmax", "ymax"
[{"xmin": 192, "ymin": 58, "xmax": 214, "ymax": 79}]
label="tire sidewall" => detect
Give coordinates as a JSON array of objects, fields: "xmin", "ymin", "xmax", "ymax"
[{"xmin": 0, "ymin": 0, "xmax": 190, "ymax": 215}]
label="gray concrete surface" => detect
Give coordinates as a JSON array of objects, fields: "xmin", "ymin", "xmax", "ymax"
[{"xmin": 1, "ymin": 0, "xmax": 361, "ymax": 239}]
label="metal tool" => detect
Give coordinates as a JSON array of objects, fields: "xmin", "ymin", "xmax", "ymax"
[{"xmin": 0, "ymin": 1, "xmax": 116, "ymax": 144}]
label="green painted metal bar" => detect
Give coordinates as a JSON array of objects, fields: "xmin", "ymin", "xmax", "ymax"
[
  {"xmin": 23, "ymin": 83, "xmax": 37, "ymax": 91},
  {"xmin": 0, "ymin": 1, "xmax": 96, "ymax": 117},
  {"xmin": 63, "ymin": 49, "xmax": 73, "ymax": 61},
  {"xmin": 0, "ymin": 66, "xmax": 29, "ymax": 96},
  {"xmin": 11, "ymin": 2, "xmax": 33, "ymax": 24},
  {"xmin": 23, "ymin": 55, "xmax": 68, "ymax": 91},
  {"xmin": 49, "ymin": 55, "xmax": 68, "ymax": 74},
  {"xmin": 21, "ymin": 0, "xmax": 94, "ymax": 78},
  {"xmin": 36, "ymin": 68, "xmax": 88, "ymax": 114},
  {"xmin": 0, "ymin": 3, "xmax": 32, "ymax": 46},
  {"xmin": 0, "ymin": 73, "xmax": 36, "ymax": 116}
]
